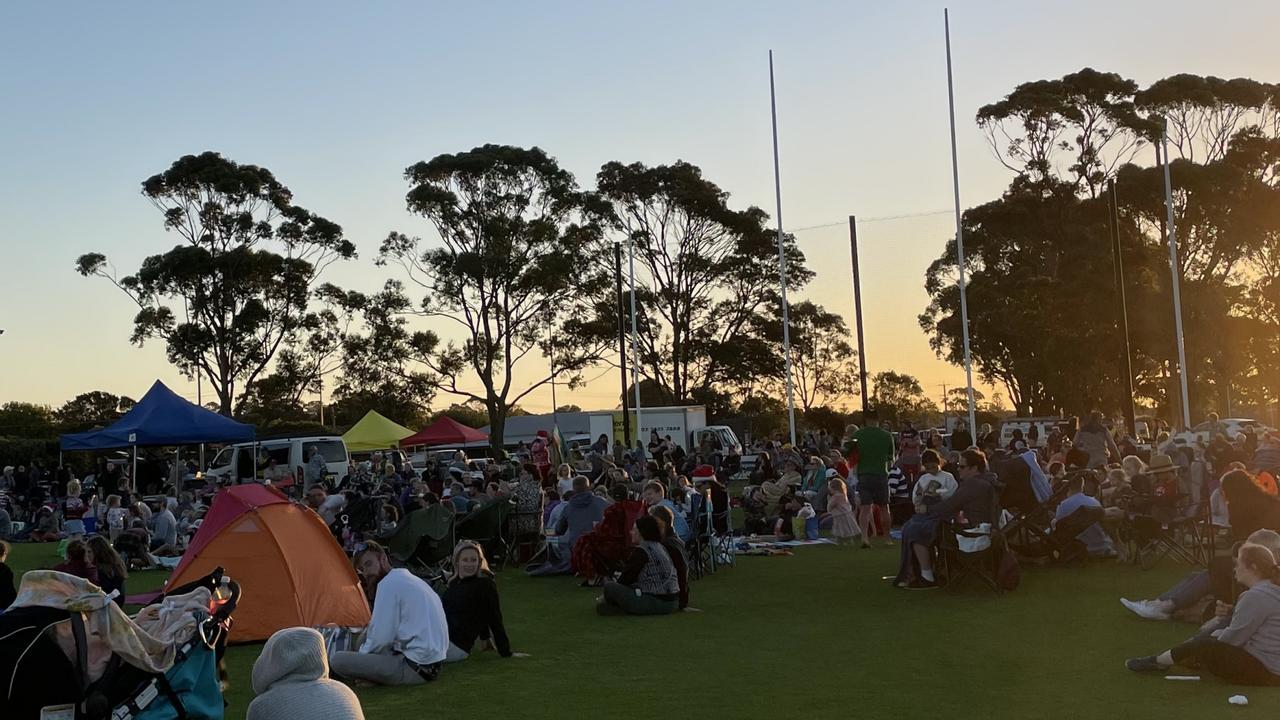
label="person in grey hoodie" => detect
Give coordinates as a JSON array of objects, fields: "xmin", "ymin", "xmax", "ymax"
[
  {"xmin": 526, "ymin": 475, "xmax": 607, "ymax": 576},
  {"xmin": 247, "ymin": 627, "xmax": 365, "ymax": 720},
  {"xmin": 1128, "ymin": 543, "xmax": 1280, "ymax": 685}
]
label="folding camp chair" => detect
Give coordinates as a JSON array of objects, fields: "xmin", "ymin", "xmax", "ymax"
[
  {"xmin": 386, "ymin": 503, "xmax": 457, "ymax": 585},
  {"xmin": 686, "ymin": 494, "xmax": 713, "ymax": 580},
  {"xmin": 707, "ymin": 491, "xmax": 736, "ymax": 571},
  {"xmin": 1000, "ymin": 474, "xmax": 1077, "ymax": 559},
  {"xmin": 1115, "ymin": 465, "xmax": 1212, "ymax": 570},
  {"xmin": 456, "ymin": 498, "xmax": 516, "ymax": 568},
  {"xmin": 939, "ymin": 520, "xmax": 1008, "ymax": 594},
  {"xmin": 509, "ymin": 506, "xmax": 546, "ymax": 566}
]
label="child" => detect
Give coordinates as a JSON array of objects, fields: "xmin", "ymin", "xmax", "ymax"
[
  {"xmin": 822, "ymin": 477, "xmax": 859, "ymax": 544},
  {"xmin": 105, "ymin": 494, "xmax": 127, "ymax": 541},
  {"xmin": 774, "ymin": 493, "xmax": 801, "ymax": 541},
  {"xmin": 912, "ymin": 450, "xmax": 958, "ymax": 515}
]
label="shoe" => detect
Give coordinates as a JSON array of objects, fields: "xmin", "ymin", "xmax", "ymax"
[
  {"xmin": 907, "ymin": 579, "xmax": 939, "ymax": 590},
  {"xmin": 861, "ymin": 542, "xmax": 872, "ymax": 550},
  {"xmin": 1120, "ymin": 598, "xmax": 1171, "ymax": 621},
  {"xmin": 1125, "ymin": 656, "xmax": 1165, "ymax": 673}
]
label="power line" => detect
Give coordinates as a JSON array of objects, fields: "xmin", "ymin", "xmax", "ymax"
[{"xmin": 789, "ymin": 208, "xmax": 953, "ymax": 234}]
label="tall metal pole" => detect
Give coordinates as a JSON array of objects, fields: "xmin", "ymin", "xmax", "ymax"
[
  {"xmin": 549, "ymin": 321, "xmax": 558, "ymax": 421},
  {"xmin": 944, "ymin": 9, "xmax": 977, "ymax": 437},
  {"xmin": 628, "ymin": 238, "xmax": 643, "ymax": 445},
  {"xmin": 1107, "ymin": 179, "xmax": 1137, "ymax": 437},
  {"xmin": 613, "ymin": 242, "xmax": 632, "ymax": 449},
  {"xmin": 197, "ymin": 372, "xmax": 204, "ymax": 469},
  {"xmin": 769, "ymin": 49, "xmax": 798, "ymax": 446},
  {"xmin": 848, "ymin": 216, "xmax": 869, "ymax": 413},
  {"xmin": 1155, "ymin": 142, "xmax": 1179, "ymax": 427},
  {"xmin": 1162, "ymin": 132, "xmax": 1192, "ymax": 429},
  {"xmin": 318, "ymin": 374, "xmax": 325, "ymax": 427}
]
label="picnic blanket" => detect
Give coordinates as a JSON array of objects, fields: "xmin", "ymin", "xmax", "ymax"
[{"xmin": 735, "ymin": 537, "xmax": 836, "ymax": 556}]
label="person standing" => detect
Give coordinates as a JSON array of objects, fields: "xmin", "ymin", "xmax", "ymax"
[
  {"xmin": 305, "ymin": 446, "xmax": 328, "ymax": 492},
  {"xmin": 898, "ymin": 423, "xmax": 923, "ymax": 484},
  {"xmin": 1074, "ymin": 411, "xmax": 1121, "ymax": 470},
  {"xmin": 853, "ymin": 410, "xmax": 895, "ymax": 548}
]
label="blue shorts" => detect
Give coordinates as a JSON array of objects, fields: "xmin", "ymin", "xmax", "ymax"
[{"xmin": 857, "ymin": 472, "xmax": 889, "ymax": 505}]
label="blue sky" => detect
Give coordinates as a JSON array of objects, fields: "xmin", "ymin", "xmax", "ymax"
[{"xmin": 3, "ymin": 1, "xmax": 1278, "ymax": 413}]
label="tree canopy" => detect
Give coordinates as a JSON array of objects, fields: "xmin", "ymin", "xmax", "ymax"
[{"xmin": 76, "ymin": 152, "xmax": 356, "ymax": 416}]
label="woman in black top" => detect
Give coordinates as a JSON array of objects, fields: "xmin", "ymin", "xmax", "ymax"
[
  {"xmin": 441, "ymin": 541, "xmax": 525, "ymax": 661},
  {"xmin": 87, "ymin": 535, "xmax": 128, "ymax": 605}
]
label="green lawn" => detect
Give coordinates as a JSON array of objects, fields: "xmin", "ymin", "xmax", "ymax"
[{"xmin": 8, "ymin": 541, "xmax": 1278, "ymax": 718}]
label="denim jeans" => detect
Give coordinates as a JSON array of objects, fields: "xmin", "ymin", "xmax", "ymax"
[{"xmin": 1158, "ymin": 570, "xmax": 1211, "ymax": 611}]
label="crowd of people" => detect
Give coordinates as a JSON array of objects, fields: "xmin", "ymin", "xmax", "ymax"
[
  {"xmin": 5, "ymin": 407, "xmax": 1280, "ymax": 709},
  {"xmin": 734, "ymin": 408, "xmax": 1280, "ymax": 687}
]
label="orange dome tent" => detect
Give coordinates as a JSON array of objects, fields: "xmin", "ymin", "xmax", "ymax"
[{"xmin": 166, "ymin": 484, "xmax": 370, "ymax": 643}]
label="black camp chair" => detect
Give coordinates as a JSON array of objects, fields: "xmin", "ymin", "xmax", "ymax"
[
  {"xmin": 387, "ymin": 503, "xmax": 457, "ymax": 585},
  {"xmin": 457, "ymin": 498, "xmax": 516, "ymax": 568},
  {"xmin": 1122, "ymin": 469, "xmax": 1210, "ymax": 570}
]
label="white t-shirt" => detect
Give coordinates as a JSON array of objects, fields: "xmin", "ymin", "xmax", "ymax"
[
  {"xmin": 912, "ymin": 470, "xmax": 958, "ymax": 511},
  {"xmin": 360, "ymin": 569, "xmax": 449, "ymax": 665},
  {"xmin": 556, "ymin": 475, "xmax": 574, "ymax": 497}
]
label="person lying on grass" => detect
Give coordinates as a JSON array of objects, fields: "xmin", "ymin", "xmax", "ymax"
[
  {"xmin": 441, "ymin": 540, "xmax": 529, "ymax": 662},
  {"xmin": 893, "ymin": 448, "xmax": 997, "ymax": 591},
  {"xmin": 332, "ymin": 541, "xmax": 449, "ymax": 686},
  {"xmin": 596, "ymin": 515, "xmax": 681, "ymax": 616},
  {"xmin": 1127, "ymin": 543, "xmax": 1280, "ymax": 686}
]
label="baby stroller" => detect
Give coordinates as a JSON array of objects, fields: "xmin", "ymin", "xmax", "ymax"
[{"xmin": 0, "ymin": 567, "xmax": 240, "ymax": 719}]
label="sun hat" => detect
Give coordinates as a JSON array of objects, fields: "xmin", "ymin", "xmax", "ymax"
[{"xmin": 1147, "ymin": 453, "xmax": 1177, "ymax": 474}]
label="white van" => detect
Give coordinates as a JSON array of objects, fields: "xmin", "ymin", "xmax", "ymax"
[{"xmin": 206, "ymin": 436, "xmax": 349, "ymax": 488}]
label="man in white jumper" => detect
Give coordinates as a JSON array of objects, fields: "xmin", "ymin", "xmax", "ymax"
[{"xmin": 331, "ymin": 542, "xmax": 449, "ymax": 685}]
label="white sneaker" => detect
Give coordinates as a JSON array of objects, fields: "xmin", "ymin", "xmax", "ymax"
[{"xmin": 1120, "ymin": 598, "xmax": 1171, "ymax": 620}]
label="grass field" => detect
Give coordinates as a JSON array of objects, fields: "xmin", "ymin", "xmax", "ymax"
[{"xmin": 8, "ymin": 541, "xmax": 1278, "ymax": 719}]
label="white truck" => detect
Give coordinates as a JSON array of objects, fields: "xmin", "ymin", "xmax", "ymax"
[{"xmin": 585, "ymin": 406, "xmax": 741, "ymax": 455}]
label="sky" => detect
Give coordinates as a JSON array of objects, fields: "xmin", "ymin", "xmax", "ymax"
[{"xmin": 2, "ymin": 1, "xmax": 1279, "ymax": 417}]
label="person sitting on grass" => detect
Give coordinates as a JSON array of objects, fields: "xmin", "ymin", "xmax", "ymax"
[
  {"xmin": 0, "ymin": 540, "xmax": 15, "ymax": 611},
  {"xmin": 1052, "ymin": 471, "xmax": 1115, "ymax": 558},
  {"xmin": 893, "ymin": 448, "xmax": 997, "ymax": 590},
  {"xmin": 442, "ymin": 540, "xmax": 529, "ymax": 662},
  {"xmin": 1127, "ymin": 543, "xmax": 1280, "ymax": 686},
  {"xmin": 641, "ymin": 481, "xmax": 691, "ymax": 542},
  {"xmin": 596, "ymin": 515, "xmax": 681, "ymax": 616},
  {"xmin": 54, "ymin": 539, "xmax": 99, "ymax": 584},
  {"xmin": 1122, "ymin": 529, "xmax": 1280, "ymax": 623},
  {"xmin": 87, "ymin": 534, "xmax": 128, "ymax": 605},
  {"xmin": 331, "ymin": 542, "xmax": 449, "ymax": 686},
  {"xmin": 529, "ymin": 477, "xmax": 608, "ymax": 577},
  {"xmin": 649, "ymin": 504, "xmax": 694, "ymax": 611},
  {"xmin": 248, "ymin": 627, "xmax": 366, "ymax": 720},
  {"xmin": 572, "ymin": 483, "xmax": 646, "ymax": 586}
]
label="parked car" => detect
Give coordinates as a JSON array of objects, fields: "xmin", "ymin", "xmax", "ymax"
[{"xmin": 1171, "ymin": 418, "xmax": 1271, "ymax": 447}]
